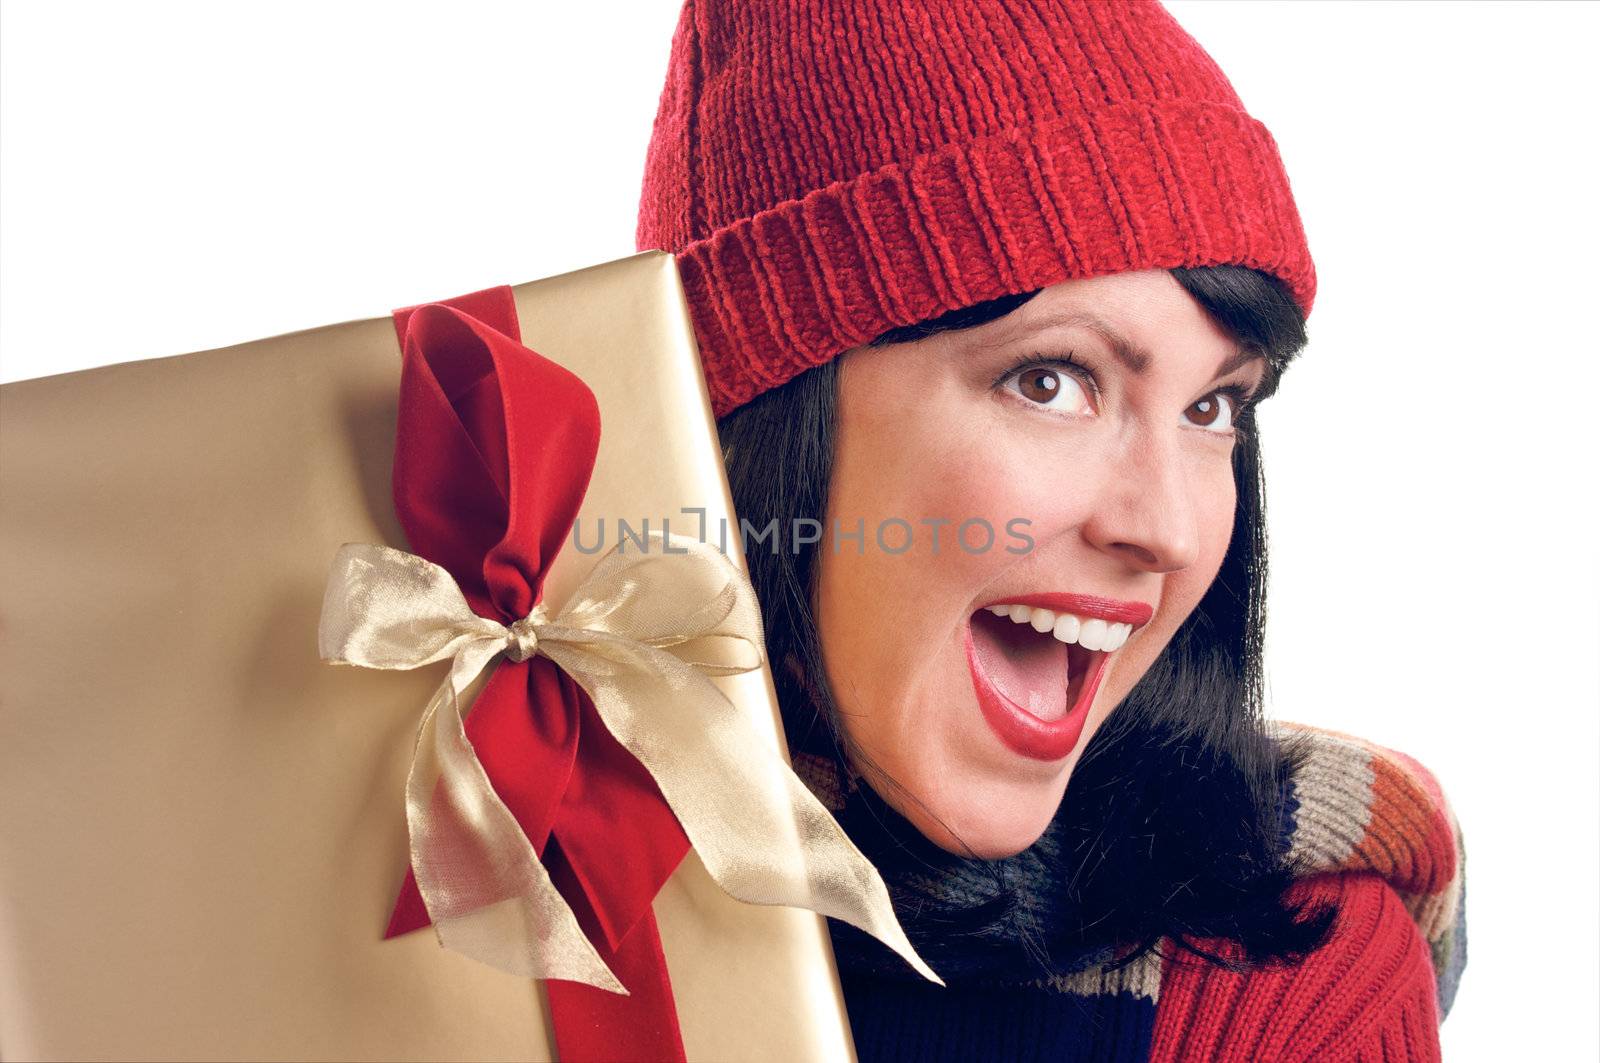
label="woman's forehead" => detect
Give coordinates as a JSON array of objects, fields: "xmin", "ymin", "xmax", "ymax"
[{"xmin": 965, "ymin": 278, "xmax": 1265, "ymax": 378}]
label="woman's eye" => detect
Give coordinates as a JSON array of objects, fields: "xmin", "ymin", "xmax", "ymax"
[
  {"xmin": 1185, "ymin": 391, "xmax": 1236, "ymax": 432},
  {"xmin": 1003, "ymin": 366, "xmax": 1092, "ymax": 413},
  {"xmin": 1000, "ymin": 361, "xmax": 1248, "ymax": 432}
]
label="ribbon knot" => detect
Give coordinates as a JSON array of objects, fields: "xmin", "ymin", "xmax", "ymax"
[{"xmin": 504, "ymin": 604, "xmax": 550, "ymax": 663}]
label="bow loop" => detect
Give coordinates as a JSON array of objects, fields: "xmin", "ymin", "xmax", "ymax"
[
  {"xmin": 554, "ymin": 532, "xmax": 767, "ymax": 676},
  {"xmin": 391, "ymin": 298, "xmax": 600, "ymax": 626},
  {"xmin": 318, "ymin": 542, "xmax": 508, "ymax": 671}
]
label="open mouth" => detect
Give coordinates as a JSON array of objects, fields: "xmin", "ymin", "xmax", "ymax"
[{"xmin": 963, "ymin": 596, "xmax": 1150, "ymax": 762}]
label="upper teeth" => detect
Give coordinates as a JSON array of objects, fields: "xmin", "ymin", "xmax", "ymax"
[{"xmin": 985, "ymin": 603, "xmax": 1133, "ymax": 651}]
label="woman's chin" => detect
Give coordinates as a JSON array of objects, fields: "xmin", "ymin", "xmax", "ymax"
[
  {"xmin": 917, "ymin": 805, "xmax": 1057, "ymax": 860},
  {"xmin": 874, "ymin": 769, "xmax": 1068, "ymax": 860}
]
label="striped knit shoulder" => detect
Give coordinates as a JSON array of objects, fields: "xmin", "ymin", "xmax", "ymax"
[
  {"xmin": 1147, "ymin": 723, "xmax": 1468, "ymax": 1062},
  {"xmin": 1268, "ymin": 719, "xmax": 1468, "ymax": 1021}
]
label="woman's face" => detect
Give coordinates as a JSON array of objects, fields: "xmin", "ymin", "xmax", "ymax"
[{"xmin": 815, "ymin": 269, "xmax": 1268, "ymax": 858}]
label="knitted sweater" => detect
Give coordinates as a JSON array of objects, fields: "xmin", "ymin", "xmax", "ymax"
[{"xmin": 795, "ymin": 721, "xmax": 1467, "ymax": 1063}]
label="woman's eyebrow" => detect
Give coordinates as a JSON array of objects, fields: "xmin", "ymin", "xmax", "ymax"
[{"xmin": 1027, "ymin": 310, "xmax": 1260, "ymax": 380}]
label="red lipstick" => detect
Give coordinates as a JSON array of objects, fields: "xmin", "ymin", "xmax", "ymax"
[{"xmin": 963, "ymin": 621, "xmax": 1113, "ymax": 761}]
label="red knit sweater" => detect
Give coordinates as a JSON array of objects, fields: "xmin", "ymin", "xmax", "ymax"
[{"xmin": 1152, "ymin": 874, "xmax": 1444, "ymax": 1061}]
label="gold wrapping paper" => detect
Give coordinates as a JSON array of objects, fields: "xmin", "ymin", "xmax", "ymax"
[{"xmin": 0, "ymin": 251, "xmax": 863, "ymax": 1061}]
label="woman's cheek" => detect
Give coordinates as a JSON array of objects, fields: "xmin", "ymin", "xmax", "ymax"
[
  {"xmin": 1196, "ymin": 450, "xmax": 1240, "ymax": 570},
  {"xmin": 975, "ymin": 463, "xmax": 1105, "ymax": 564}
]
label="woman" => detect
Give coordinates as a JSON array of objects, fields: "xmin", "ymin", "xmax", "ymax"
[{"xmin": 637, "ymin": 2, "xmax": 1466, "ymax": 1060}]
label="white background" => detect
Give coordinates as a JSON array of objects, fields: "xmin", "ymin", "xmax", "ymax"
[{"xmin": 3, "ymin": 1, "xmax": 1596, "ymax": 1058}]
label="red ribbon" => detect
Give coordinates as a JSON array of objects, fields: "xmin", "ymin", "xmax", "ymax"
[{"xmin": 380, "ymin": 284, "xmax": 692, "ymax": 1062}]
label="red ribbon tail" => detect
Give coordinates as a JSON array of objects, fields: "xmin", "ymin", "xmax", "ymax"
[
  {"xmin": 544, "ymin": 836, "xmax": 687, "ymax": 1063},
  {"xmin": 383, "ymin": 865, "xmax": 430, "ymax": 940}
]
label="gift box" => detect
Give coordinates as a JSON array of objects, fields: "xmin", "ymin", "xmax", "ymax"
[{"xmin": 0, "ymin": 250, "xmax": 936, "ymax": 1061}]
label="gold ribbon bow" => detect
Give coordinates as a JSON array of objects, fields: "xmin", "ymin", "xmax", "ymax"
[{"xmin": 318, "ymin": 528, "xmax": 942, "ymax": 992}]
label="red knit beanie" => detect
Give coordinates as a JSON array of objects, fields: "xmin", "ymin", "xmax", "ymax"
[{"xmin": 636, "ymin": 0, "xmax": 1316, "ymax": 418}]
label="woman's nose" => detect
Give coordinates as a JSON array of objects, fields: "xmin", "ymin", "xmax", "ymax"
[{"xmin": 1079, "ymin": 433, "xmax": 1203, "ymax": 574}]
